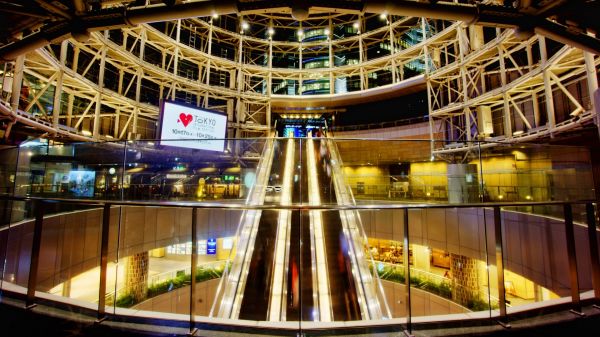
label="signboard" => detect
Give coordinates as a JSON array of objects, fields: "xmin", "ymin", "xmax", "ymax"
[
  {"xmin": 68, "ymin": 170, "xmax": 96, "ymax": 197},
  {"xmin": 207, "ymin": 238, "xmax": 217, "ymax": 255},
  {"xmin": 158, "ymin": 100, "xmax": 227, "ymax": 152}
]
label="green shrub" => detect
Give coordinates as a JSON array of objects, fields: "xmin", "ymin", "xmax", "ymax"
[
  {"xmin": 466, "ymin": 297, "xmax": 491, "ymax": 311},
  {"xmin": 377, "ymin": 265, "xmax": 458, "ymax": 303},
  {"xmin": 115, "ymin": 293, "xmax": 136, "ymax": 308},
  {"xmin": 115, "ymin": 263, "xmax": 225, "ymax": 308}
]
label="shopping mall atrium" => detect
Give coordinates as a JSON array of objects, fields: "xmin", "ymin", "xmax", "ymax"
[{"xmin": 0, "ymin": 1, "xmax": 600, "ymax": 336}]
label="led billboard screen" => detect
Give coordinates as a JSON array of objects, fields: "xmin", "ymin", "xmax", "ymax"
[{"xmin": 158, "ymin": 100, "xmax": 227, "ymax": 151}]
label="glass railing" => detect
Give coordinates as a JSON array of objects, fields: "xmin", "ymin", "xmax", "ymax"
[
  {"xmin": 0, "ymin": 138, "xmax": 598, "ymax": 335},
  {"xmin": 6, "ymin": 138, "xmax": 594, "ymax": 208},
  {"xmin": 1, "ymin": 197, "xmax": 598, "ymax": 335}
]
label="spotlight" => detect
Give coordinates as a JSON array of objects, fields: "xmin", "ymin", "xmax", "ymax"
[
  {"xmin": 323, "ymin": 28, "xmax": 330, "ymax": 36},
  {"xmin": 212, "ymin": 13, "xmax": 219, "ymax": 19},
  {"xmin": 268, "ymin": 27, "xmax": 275, "ymax": 35},
  {"xmin": 379, "ymin": 13, "xmax": 387, "ymax": 20},
  {"xmin": 353, "ymin": 22, "xmax": 360, "ymax": 29},
  {"xmin": 241, "ymin": 21, "xmax": 249, "ymax": 30},
  {"xmin": 297, "ymin": 29, "xmax": 304, "ymax": 36}
]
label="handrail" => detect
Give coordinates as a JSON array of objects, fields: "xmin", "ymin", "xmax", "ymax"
[{"xmin": 1, "ymin": 194, "xmax": 593, "ymax": 211}]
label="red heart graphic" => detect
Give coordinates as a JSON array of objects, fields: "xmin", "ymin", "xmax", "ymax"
[{"xmin": 179, "ymin": 113, "xmax": 193, "ymax": 127}]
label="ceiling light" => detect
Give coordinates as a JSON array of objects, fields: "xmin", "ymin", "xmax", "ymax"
[
  {"xmin": 241, "ymin": 21, "xmax": 249, "ymax": 30},
  {"xmin": 380, "ymin": 13, "xmax": 387, "ymax": 20},
  {"xmin": 297, "ymin": 29, "xmax": 304, "ymax": 36},
  {"xmin": 268, "ymin": 27, "xmax": 275, "ymax": 35},
  {"xmin": 324, "ymin": 28, "xmax": 330, "ymax": 35},
  {"xmin": 353, "ymin": 22, "xmax": 360, "ymax": 29},
  {"xmin": 212, "ymin": 13, "xmax": 219, "ymax": 19}
]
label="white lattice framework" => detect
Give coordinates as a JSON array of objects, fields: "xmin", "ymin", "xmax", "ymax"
[{"xmin": 0, "ymin": 9, "xmax": 597, "ymax": 154}]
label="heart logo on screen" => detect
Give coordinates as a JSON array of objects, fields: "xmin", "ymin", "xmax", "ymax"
[{"xmin": 178, "ymin": 113, "xmax": 193, "ymax": 127}]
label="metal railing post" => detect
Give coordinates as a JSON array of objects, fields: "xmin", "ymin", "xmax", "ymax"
[
  {"xmin": 97, "ymin": 203, "xmax": 111, "ymax": 322},
  {"xmin": 189, "ymin": 207, "xmax": 198, "ymax": 336},
  {"xmin": 403, "ymin": 208, "xmax": 413, "ymax": 337},
  {"xmin": 26, "ymin": 199, "xmax": 45, "ymax": 309},
  {"xmin": 586, "ymin": 203, "xmax": 600, "ymax": 306},
  {"xmin": 564, "ymin": 203, "xmax": 584, "ymax": 315},
  {"xmin": 493, "ymin": 206, "xmax": 510, "ymax": 327}
]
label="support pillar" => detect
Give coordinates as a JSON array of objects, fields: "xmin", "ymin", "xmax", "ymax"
[
  {"xmin": 10, "ymin": 55, "xmax": 24, "ymax": 112},
  {"xmin": 52, "ymin": 40, "xmax": 68, "ymax": 128},
  {"xmin": 125, "ymin": 252, "xmax": 149, "ymax": 303},
  {"xmin": 450, "ymin": 253, "xmax": 480, "ymax": 307},
  {"xmin": 584, "ymin": 50, "xmax": 599, "ymax": 136},
  {"xmin": 447, "ymin": 164, "xmax": 479, "ymax": 203},
  {"xmin": 497, "ymin": 31, "xmax": 512, "ymax": 138},
  {"xmin": 540, "ymin": 36, "xmax": 556, "ymax": 133},
  {"xmin": 93, "ymin": 42, "xmax": 107, "ymax": 140}
]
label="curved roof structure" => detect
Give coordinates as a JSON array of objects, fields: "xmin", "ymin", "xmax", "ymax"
[{"xmin": 0, "ymin": 0, "xmax": 596, "ymax": 156}]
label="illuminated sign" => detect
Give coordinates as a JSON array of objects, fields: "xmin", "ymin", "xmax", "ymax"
[
  {"xmin": 207, "ymin": 238, "xmax": 217, "ymax": 255},
  {"xmin": 158, "ymin": 100, "xmax": 227, "ymax": 152}
]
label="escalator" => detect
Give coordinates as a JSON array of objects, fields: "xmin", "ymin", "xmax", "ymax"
[
  {"xmin": 237, "ymin": 140, "xmax": 290, "ymax": 320},
  {"xmin": 215, "ymin": 138, "xmax": 299, "ymax": 321},
  {"xmin": 286, "ymin": 139, "xmax": 313, "ymax": 321},
  {"xmin": 215, "ymin": 136, "xmax": 388, "ymax": 322},
  {"xmin": 308, "ymin": 139, "xmax": 361, "ymax": 321},
  {"xmin": 325, "ymin": 137, "xmax": 390, "ymax": 321},
  {"xmin": 214, "ymin": 137, "xmax": 276, "ymax": 319}
]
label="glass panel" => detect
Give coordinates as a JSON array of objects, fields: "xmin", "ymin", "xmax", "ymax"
[
  {"xmin": 360, "ymin": 209, "xmax": 405, "ymax": 321},
  {"xmin": 1, "ymin": 199, "xmax": 36, "ymax": 296},
  {"xmin": 332, "ymin": 139, "xmax": 481, "ymax": 205},
  {"xmin": 576, "ymin": 204, "xmax": 596, "ymax": 301},
  {"xmin": 299, "ymin": 208, "xmax": 404, "ymax": 335},
  {"xmin": 0, "ymin": 146, "xmax": 18, "ymax": 297},
  {"xmin": 192, "ymin": 208, "xmax": 242, "ymax": 319},
  {"xmin": 34, "ymin": 201, "xmax": 102, "ymax": 311},
  {"xmin": 0, "ymin": 217, "xmax": 7, "ymax": 297},
  {"xmin": 111, "ymin": 206, "xmax": 191, "ymax": 318},
  {"xmin": 409, "ymin": 206, "xmax": 493, "ymax": 334},
  {"xmin": 122, "ymin": 138, "xmax": 262, "ymax": 203},
  {"xmin": 480, "ymin": 142, "xmax": 594, "ymax": 220},
  {"xmin": 501, "ymin": 205, "xmax": 571, "ymax": 315}
]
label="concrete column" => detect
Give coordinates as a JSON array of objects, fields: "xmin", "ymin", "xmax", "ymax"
[
  {"xmin": 450, "ymin": 253, "xmax": 479, "ymax": 307},
  {"xmin": 468, "ymin": 25, "xmax": 484, "ymax": 51},
  {"xmin": 447, "ymin": 164, "xmax": 479, "ymax": 203},
  {"xmin": 125, "ymin": 252, "xmax": 149, "ymax": 303},
  {"xmin": 10, "ymin": 55, "xmax": 25, "ymax": 112}
]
